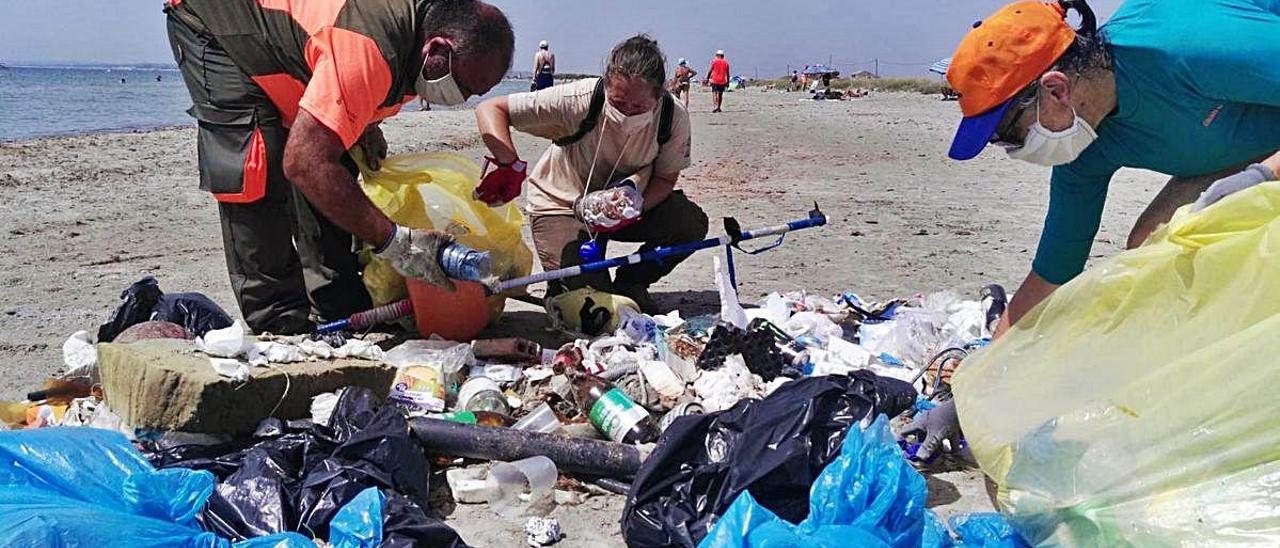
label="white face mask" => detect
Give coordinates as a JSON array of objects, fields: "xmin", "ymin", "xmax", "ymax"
[
  {"xmin": 1006, "ymin": 103, "xmax": 1098, "ymax": 166},
  {"xmin": 415, "ymin": 51, "xmax": 466, "ymax": 106},
  {"xmin": 605, "ymin": 99, "xmax": 653, "ymax": 135}
]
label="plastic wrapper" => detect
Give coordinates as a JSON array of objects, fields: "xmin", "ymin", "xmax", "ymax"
[
  {"xmin": 577, "ymin": 182, "xmax": 643, "ymax": 232},
  {"xmin": 700, "ymin": 416, "xmax": 1027, "ymax": 548},
  {"xmin": 0, "ymin": 428, "xmax": 311, "ymax": 547},
  {"xmin": 384, "ymin": 339, "xmax": 474, "ymax": 414},
  {"xmin": 358, "ymin": 152, "xmax": 533, "ymax": 317},
  {"xmin": 146, "ymin": 387, "xmax": 469, "ymax": 547},
  {"xmin": 953, "ymin": 182, "xmax": 1280, "ymax": 545},
  {"xmin": 98, "ymin": 276, "xmax": 233, "ymax": 342},
  {"xmin": 620, "ymin": 372, "xmax": 917, "ymax": 547}
]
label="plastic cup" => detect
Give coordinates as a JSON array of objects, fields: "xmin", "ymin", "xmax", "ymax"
[
  {"xmin": 511, "ymin": 402, "xmax": 562, "ymax": 434},
  {"xmin": 485, "ymin": 455, "xmax": 559, "ymax": 515}
]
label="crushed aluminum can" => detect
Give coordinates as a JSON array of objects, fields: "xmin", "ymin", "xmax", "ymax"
[{"xmin": 524, "ymin": 516, "xmax": 563, "ymax": 546}]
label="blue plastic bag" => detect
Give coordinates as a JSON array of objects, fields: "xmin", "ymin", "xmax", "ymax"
[
  {"xmin": 329, "ymin": 487, "xmax": 384, "ymax": 548},
  {"xmin": 0, "ymin": 428, "xmax": 310, "ymax": 548},
  {"xmin": 699, "ymin": 416, "xmax": 1027, "ymax": 548}
]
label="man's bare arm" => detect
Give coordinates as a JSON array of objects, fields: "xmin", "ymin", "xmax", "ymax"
[{"xmin": 283, "ymin": 110, "xmax": 395, "ymax": 246}]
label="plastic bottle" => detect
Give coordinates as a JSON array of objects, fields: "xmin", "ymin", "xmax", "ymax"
[
  {"xmin": 568, "ymin": 369, "xmax": 659, "ymax": 444},
  {"xmin": 438, "ymin": 241, "xmax": 493, "ymax": 282}
]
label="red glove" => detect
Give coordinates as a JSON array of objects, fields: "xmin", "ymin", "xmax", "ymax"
[{"xmin": 474, "ymin": 157, "xmax": 527, "ymax": 206}]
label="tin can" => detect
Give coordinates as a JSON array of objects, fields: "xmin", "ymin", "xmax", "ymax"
[{"xmin": 658, "ymin": 401, "xmax": 706, "ymax": 431}]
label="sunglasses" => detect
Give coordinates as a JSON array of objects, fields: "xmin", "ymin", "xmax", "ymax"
[{"xmin": 989, "ymin": 101, "xmax": 1032, "ymax": 149}]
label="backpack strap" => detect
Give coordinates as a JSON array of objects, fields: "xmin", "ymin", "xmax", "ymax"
[
  {"xmin": 657, "ymin": 91, "xmax": 674, "ymax": 146},
  {"xmin": 552, "ymin": 78, "xmax": 607, "ymax": 147}
]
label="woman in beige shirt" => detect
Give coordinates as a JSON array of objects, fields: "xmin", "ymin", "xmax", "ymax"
[{"xmin": 474, "ymin": 34, "xmax": 707, "ymax": 311}]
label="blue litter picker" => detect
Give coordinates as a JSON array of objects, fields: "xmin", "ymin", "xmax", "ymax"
[{"xmin": 316, "ymin": 204, "xmax": 828, "ymax": 334}]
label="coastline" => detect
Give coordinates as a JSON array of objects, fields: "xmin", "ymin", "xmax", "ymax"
[{"xmin": 0, "ymin": 122, "xmax": 194, "ymax": 145}]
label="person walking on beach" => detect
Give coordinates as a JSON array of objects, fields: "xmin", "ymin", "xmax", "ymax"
[
  {"xmin": 164, "ymin": 0, "xmax": 514, "ymax": 335},
  {"xmin": 474, "ymin": 35, "xmax": 706, "ymax": 312},
  {"xmin": 673, "ymin": 58, "xmax": 697, "ymax": 108},
  {"xmin": 789, "ymin": 70, "xmax": 799, "ymax": 92},
  {"xmin": 943, "ymin": 0, "xmax": 1280, "ymax": 341},
  {"xmin": 533, "ymin": 40, "xmax": 556, "ymax": 91},
  {"xmin": 708, "ymin": 50, "xmax": 730, "ymax": 113}
]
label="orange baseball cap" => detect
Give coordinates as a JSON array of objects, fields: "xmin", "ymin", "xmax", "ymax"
[{"xmin": 946, "ymin": 1, "xmax": 1076, "ymax": 160}]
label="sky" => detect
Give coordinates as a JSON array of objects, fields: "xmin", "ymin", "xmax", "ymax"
[{"xmin": 0, "ymin": 0, "xmax": 1124, "ymax": 77}]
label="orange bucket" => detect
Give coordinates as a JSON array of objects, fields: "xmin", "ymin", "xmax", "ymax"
[{"xmin": 405, "ymin": 278, "xmax": 491, "ymax": 341}]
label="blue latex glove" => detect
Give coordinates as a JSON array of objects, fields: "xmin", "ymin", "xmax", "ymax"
[
  {"xmin": 898, "ymin": 399, "xmax": 961, "ymax": 461},
  {"xmin": 1192, "ymin": 163, "xmax": 1276, "ymax": 212}
]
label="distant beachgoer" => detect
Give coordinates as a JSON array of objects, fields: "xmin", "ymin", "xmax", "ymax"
[
  {"xmin": 532, "ymin": 40, "xmax": 555, "ymax": 91},
  {"xmin": 156, "ymin": 74, "xmax": 162, "ymax": 82},
  {"xmin": 707, "ymin": 50, "xmax": 730, "ymax": 113},
  {"xmin": 789, "ymin": 70, "xmax": 799, "ymax": 91},
  {"xmin": 821, "ymin": 72, "xmax": 832, "ymax": 88},
  {"xmin": 120, "ymin": 78, "xmax": 126, "ymax": 84},
  {"xmin": 673, "ymin": 58, "xmax": 697, "ymax": 108},
  {"xmin": 800, "ymin": 66, "xmax": 809, "ymax": 91},
  {"xmin": 163, "ymin": 0, "xmax": 514, "ymax": 334}
]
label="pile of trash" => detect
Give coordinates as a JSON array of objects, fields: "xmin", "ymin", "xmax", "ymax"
[{"xmin": 0, "ymin": 263, "xmax": 1014, "ymax": 547}]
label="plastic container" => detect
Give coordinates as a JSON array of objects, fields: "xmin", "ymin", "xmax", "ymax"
[
  {"xmin": 512, "ymin": 402, "xmax": 562, "ymax": 434},
  {"xmin": 485, "ymin": 456, "xmax": 558, "ymax": 515},
  {"xmin": 405, "ymin": 278, "xmax": 491, "ymax": 341}
]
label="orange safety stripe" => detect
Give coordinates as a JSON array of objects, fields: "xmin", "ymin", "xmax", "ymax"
[
  {"xmin": 251, "ymin": 73, "xmax": 307, "ymax": 127},
  {"xmin": 298, "ymin": 27, "xmax": 394, "ymax": 149},
  {"xmin": 257, "ymin": 0, "xmax": 345, "ymax": 35},
  {"xmin": 215, "ymin": 126, "xmax": 269, "ymax": 203}
]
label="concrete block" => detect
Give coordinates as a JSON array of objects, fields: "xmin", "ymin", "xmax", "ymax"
[{"xmin": 98, "ymin": 339, "xmax": 394, "ymax": 434}]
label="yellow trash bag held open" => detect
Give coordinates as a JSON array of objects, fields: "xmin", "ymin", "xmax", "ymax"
[
  {"xmin": 358, "ymin": 151, "xmax": 533, "ymax": 321},
  {"xmin": 953, "ymin": 182, "xmax": 1280, "ymax": 546}
]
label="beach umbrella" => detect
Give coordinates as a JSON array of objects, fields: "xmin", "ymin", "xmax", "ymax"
[
  {"xmin": 802, "ymin": 64, "xmax": 837, "ymax": 76},
  {"xmin": 928, "ymin": 57, "xmax": 952, "ymax": 75}
]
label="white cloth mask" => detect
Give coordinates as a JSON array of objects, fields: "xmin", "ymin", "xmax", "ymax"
[
  {"xmin": 415, "ymin": 52, "xmax": 466, "ymax": 106},
  {"xmin": 1007, "ymin": 105, "xmax": 1097, "ymax": 166}
]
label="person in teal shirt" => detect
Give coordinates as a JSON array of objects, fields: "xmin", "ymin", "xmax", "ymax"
[{"xmin": 945, "ymin": 0, "xmax": 1280, "ymax": 337}]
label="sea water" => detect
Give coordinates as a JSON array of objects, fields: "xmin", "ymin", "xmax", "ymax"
[{"xmin": 0, "ymin": 65, "xmax": 531, "ymax": 141}]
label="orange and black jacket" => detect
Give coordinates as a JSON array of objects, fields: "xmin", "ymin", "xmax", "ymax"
[{"xmin": 169, "ymin": 0, "xmax": 426, "ymax": 149}]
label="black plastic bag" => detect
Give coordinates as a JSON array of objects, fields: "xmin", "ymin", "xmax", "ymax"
[
  {"xmin": 98, "ymin": 276, "xmax": 233, "ymax": 342},
  {"xmin": 155, "ymin": 291, "xmax": 234, "ymax": 337},
  {"xmin": 620, "ymin": 372, "xmax": 916, "ymax": 548},
  {"xmin": 147, "ymin": 388, "xmax": 468, "ymax": 547}
]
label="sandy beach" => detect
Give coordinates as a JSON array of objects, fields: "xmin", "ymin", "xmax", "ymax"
[{"xmin": 0, "ymin": 87, "xmax": 1168, "ymax": 544}]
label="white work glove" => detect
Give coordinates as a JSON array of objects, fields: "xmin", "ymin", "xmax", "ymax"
[
  {"xmin": 374, "ymin": 225, "xmax": 454, "ymax": 290},
  {"xmin": 897, "ymin": 399, "xmax": 963, "ymax": 462},
  {"xmin": 1192, "ymin": 163, "xmax": 1276, "ymax": 212}
]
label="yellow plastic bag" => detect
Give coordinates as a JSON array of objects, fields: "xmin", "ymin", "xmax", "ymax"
[
  {"xmin": 953, "ymin": 182, "xmax": 1280, "ymax": 546},
  {"xmin": 358, "ymin": 152, "xmax": 533, "ymax": 320}
]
